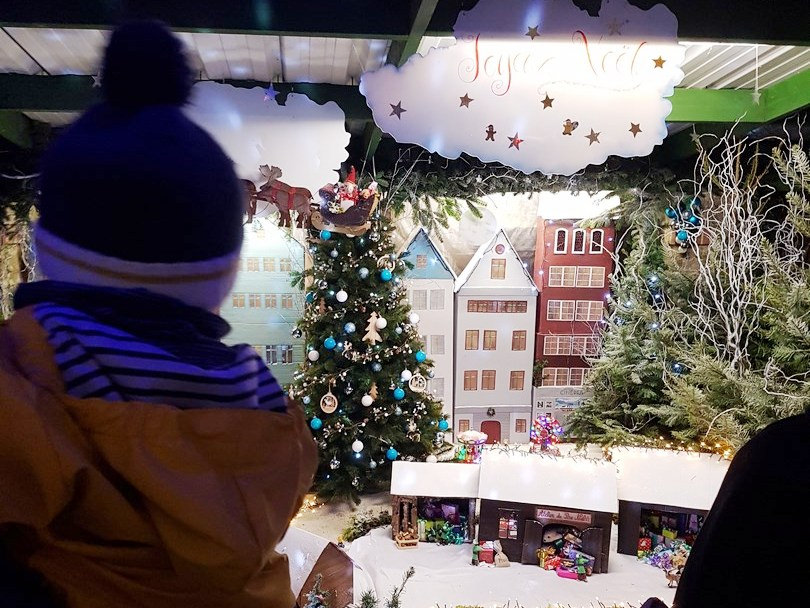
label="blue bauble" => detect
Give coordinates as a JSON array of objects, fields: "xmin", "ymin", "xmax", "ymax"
[
  {"xmin": 676, "ymin": 229, "xmax": 689, "ymax": 242},
  {"xmin": 344, "ymin": 322, "xmax": 356, "ymax": 334},
  {"xmin": 438, "ymin": 418, "xmax": 450, "ymax": 432},
  {"xmin": 305, "ymin": 292, "xmax": 315, "ymax": 304},
  {"xmin": 415, "ymin": 350, "xmax": 427, "ymax": 363},
  {"xmin": 323, "ymin": 337, "xmax": 337, "ymax": 350},
  {"xmin": 302, "ymin": 396, "xmax": 311, "ymax": 405},
  {"xmin": 689, "ymin": 215, "xmax": 700, "ymax": 225},
  {"xmin": 393, "ymin": 387, "xmax": 405, "ymax": 400},
  {"xmin": 320, "ymin": 230, "xmax": 332, "ymax": 240},
  {"xmin": 690, "ymin": 196, "xmax": 702, "ymax": 208},
  {"xmin": 665, "ymin": 208, "xmax": 677, "ymax": 219},
  {"xmin": 671, "ymin": 362, "xmax": 685, "ymax": 375},
  {"xmin": 358, "ymin": 267, "xmax": 370, "ymax": 279},
  {"xmin": 386, "ymin": 447, "xmax": 399, "ymax": 461},
  {"xmin": 372, "ymin": 362, "xmax": 382, "ymax": 373},
  {"xmin": 380, "ymin": 269, "xmax": 393, "ymax": 282},
  {"xmin": 310, "ymin": 417, "xmax": 323, "ymax": 430}
]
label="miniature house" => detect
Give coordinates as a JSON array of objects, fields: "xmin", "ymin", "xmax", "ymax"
[
  {"xmin": 401, "ymin": 228, "xmax": 456, "ymax": 424},
  {"xmin": 454, "ymin": 230, "xmax": 538, "ymax": 443},
  {"xmin": 220, "ymin": 221, "xmax": 306, "ymax": 386},
  {"xmin": 612, "ymin": 447, "xmax": 729, "ymax": 557},
  {"xmin": 532, "ymin": 218, "xmax": 615, "ymax": 429},
  {"xmin": 477, "ymin": 451, "xmax": 617, "ymax": 573}
]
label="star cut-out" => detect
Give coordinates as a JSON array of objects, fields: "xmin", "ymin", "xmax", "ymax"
[
  {"xmin": 607, "ymin": 19, "xmax": 623, "ymax": 35},
  {"xmin": 629, "ymin": 123, "xmax": 642, "ymax": 137},
  {"xmin": 541, "ymin": 93, "xmax": 554, "ymax": 109},
  {"xmin": 508, "ymin": 133, "xmax": 524, "ymax": 150},
  {"xmin": 389, "ymin": 101, "xmax": 406, "ymax": 119},
  {"xmin": 459, "ymin": 93, "xmax": 474, "ymax": 108},
  {"xmin": 752, "ymin": 90, "xmax": 762, "ymax": 105},
  {"xmin": 585, "ymin": 129, "xmax": 601, "ymax": 145},
  {"xmin": 92, "ymin": 74, "xmax": 102, "ymax": 88},
  {"xmin": 525, "ymin": 25, "xmax": 540, "ymax": 40},
  {"xmin": 263, "ymin": 84, "xmax": 279, "ymax": 101},
  {"xmin": 653, "ymin": 56, "xmax": 666, "ymax": 69}
]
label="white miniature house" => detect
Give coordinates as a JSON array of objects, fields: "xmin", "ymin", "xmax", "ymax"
[
  {"xmin": 454, "ymin": 230, "xmax": 538, "ymax": 443},
  {"xmin": 220, "ymin": 221, "xmax": 306, "ymax": 387},
  {"xmin": 401, "ymin": 228, "xmax": 456, "ymax": 424}
]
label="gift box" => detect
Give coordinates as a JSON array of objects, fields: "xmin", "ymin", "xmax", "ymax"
[
  {"xmin": 638, "ymin": 537, "xmax": 652, "ymax": 552},
  {"xmin": 479, "ymin": 548, "xmax": 495, "ymax": 564},
  {"xmin": 543, "ymin": 556, "xmax": 562, "ymax": 571},
  {"xmin": 662, "ymin": 528, "xmax": 677, "ymax": 541}
]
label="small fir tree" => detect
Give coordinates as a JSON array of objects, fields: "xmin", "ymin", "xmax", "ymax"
[
  {"xmin": 303, "ymin": 574, "xmax": 331, "ymax": 608},
  {"xmin": 291, "ymin": 211, "xmax": 444, "ymax": 503}
]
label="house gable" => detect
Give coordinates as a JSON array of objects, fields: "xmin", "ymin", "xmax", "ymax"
[
  {"xmin": 401, "ymin": 228, "xmax": 456, "ymax": 281},
  {"xmin": 455, "ymin": 230, "xmax": 537, "ymax": 295}
]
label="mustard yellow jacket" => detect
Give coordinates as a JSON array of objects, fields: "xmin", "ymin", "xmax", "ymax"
[{"xmin": 0, "ymin": 307, "xmax": 317, "ymax": 607}]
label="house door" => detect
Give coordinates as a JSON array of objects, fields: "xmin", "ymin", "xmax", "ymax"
[
  {"xmin": 521, "ymin": 519, "xmax": 544, "ymax": 564},
  {"xmin": 480, "ymin": 420, "xmax": 501, "ymax": 443}
]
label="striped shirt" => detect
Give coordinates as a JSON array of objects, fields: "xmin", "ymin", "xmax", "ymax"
[{"xmin": 16, "ymin": 282, "xmax": 286, "ymax": 411}]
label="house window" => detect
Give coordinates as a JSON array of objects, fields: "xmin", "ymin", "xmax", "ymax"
[
  {"xmin": 483, "ymin": 330, "xmax": 497, "ymax": 350},
  {"xmin": 265, "ymin": 344, "xmax": 293, "ymax": 365},
  {"xmin": 412, "ymin": 289, "xmax": 427, "ymax": 310},
  {"xmin": 279, "ymin": 257, "xmax": 292, "ymax": 272},
  {"xmin": 571, "ymin": 335, "xmax": 600, "ymax": 356},
  {"xmin": 542, "ymin": 367, "xmax": 570, "ymax": 387},
  {"xmin": 248, "ymin": 293, "xmax": 261, "ymax": 308},
  {"xmin": 548, "ymin": 266, "xmax": 576, "ymax": 287},
  {"xmin": 498, "ymin": 509, "xmax": 519, "ymax": 540},
  {"xmin": 554, "ymin": 228, "xmax": 568, "ymax": 254},
  {"xmin": 547, "ymin": 300, "xmax": 576, "ymax": 321},
  {"xmin": 458, "ymin": 419, "xmax": 471, "ymax": 433},
  {"xmin": 246, "ymin": 257, "xmax": 260, "ymax": 271},
  {"xmin": 575, "ymin": 300, "xmax": 604, "ymax": 321},
  {"xmin": 467, "ymin": 300, "xmax": 528, "ymax": 313},
  {"xmin": 465, "ymin": 330, "xmax": 479, "ymax": 350},
  {"xmin": 430, "ymin": 335, "xmax": 445, "ymax": 355},
  {"xmin": 281, "ymin": 294, "xmax": 294, "ymax": 309},
  {"xmin": 416, "ymin": 254, "xmax": 428, "ymax": 268},
  {"xmin": 572, "ymin": 228, "xmax": 586, "ymax": 254},
  {"xmin": 509, "ymin": 370, "xmax": 525, "ymax": 391},
  {"xmin": 576, "ymin": 266, "xmax": 606, "ymax": 288},
  {"xmin": 512, "ymin": 330, "xmax": 527, "ymax": 351},
  {"xmin": 264, "ymin": 294, "xmax": 277, "ymax": 308},
  {"xmin": 232, "ymin": 293, "xmax": 245, "ymax": 308},
  {"xmin": 590, "ymin": 229, "xmax": 605, "ymax": 253},
  {"xmin": 481, "ymin": 370, "xmax": 496, "ymax": 390},
  {"xmin": 463, "ymin": 370, "xmax": 478, "ymax": 391},
  {"xmin": 429, "ymin": 289, "xmax": 445, "ymax": 310},
  {"xmin": 430, "ymin": 377, "xmax": 445, "ymax": 398},
  {"xmin": 544, "ymin": 335, "xmax": 572, "ymax": 355},
  {"xmin": 491, "ymin": 258, "xmax": 507, "ymax": 280},
  {"xmin": 569, "ymin": 367, "xmax": 588, "ymax": 386},
  {"xmin": 263, "ymin": 257, "xmax": 276, "ymax": 272},
  {"xmin": 515, "ymin": 419, "xmax": 527, "ymax": 433}
]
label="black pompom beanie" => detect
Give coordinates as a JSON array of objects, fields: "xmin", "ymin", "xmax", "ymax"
[{"xmin": 35, "ymin": 21, "xmax": 244, "ymax": 311}]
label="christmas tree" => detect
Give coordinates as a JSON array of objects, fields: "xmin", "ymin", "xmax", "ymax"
[{"xmin": 291, "ymin": 208, "xmax": 444, "ymax": 503}]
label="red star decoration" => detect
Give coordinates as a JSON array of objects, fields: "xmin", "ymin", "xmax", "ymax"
[{"xmin": 508, "ymin": 133, "xmax": 524, "ymax": 150}]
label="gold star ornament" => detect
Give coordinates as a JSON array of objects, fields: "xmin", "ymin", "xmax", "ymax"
[
  {"xmin": 541, "ymin": 93, "xmax": 554, "ymax": 109},
  {"xmin": 585, "ymin": 129, "xmax": 600, "ymax": 145},
  {"xmin": 629, "ymin": 123, "xmax": 642, "ymax": 137},
  {"xmin": 459, "ymin": 93, "xmax": 474, "ymax": 108},
  {"xmin": 653, "ymin": 56, "xmax": 666, "ymax": 69},
  {"xmin": 525, "ymin": 25, "xmax": 540, "ymax": 40}
]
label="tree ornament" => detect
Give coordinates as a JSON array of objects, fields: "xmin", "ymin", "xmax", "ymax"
[
  {"xmin": 351, "ymin": 439, "xmax": 364, "ymax": 453},
  {"xmin": 415, "ymin": 350, "xmax": 427, "ymax": 363},
  {"xmin": 375, "ymin": 316, "xmax": 388, "ymax": 329},
  {"xmin": 292, "ymin": 327, "xmax": 303, "ymax": 338},
  {"xmin": 307, "ymin": 350, "xmax": 320, "ymax": 362},
  {"xmin": 665, "ymin": 207, "xmax": 677, "ymax": 219},
  {"xmin": 352, "ymin": 477, "xmax": 361, "ymax": 488},
  {"xmin": 369, "ymin": 383, "xmax": 378, "ymax": 399},
  {"xmin": 329, "ymin": 249, "xmax": 339, "ymax": 258},
  {"xmin": 676, "ymin": 229, "xmax": 689, "ymax": 242},
  {"xmin": 361, "ymin": 394, "xmax": 374, "ymax": 407},
  {"xmin": 310, "ymin": 417, "xmax": 323, "ymax": 430},
  {"xmin": 427, "ymin": 369, "xmax": 435, "ymax": 379},
  {"xmin": 671, "ymin": 361, "xmax": 685, "ymax": 375},
  {"xmin": 393, "ymin": 387, "xmax": 405, "ymax": 400},
  {"xmin": 302, "ymin": 396, "xmax": 311, "ymax": 405},
  {"xmin": 336, "ymin": 289, "xmax": 348, "ymax": 303},
  {"xmin": 358, "ymin": 267, "xmax": 370, "ymax": 279},
  {"xmin": 320, "ymin": 389, "xmax": 338, "ymax": 414},
  {"xmin": 305, "ymin": 292, "xmax": 315, "ymax": 304},
  {"xmin": 329, "ymin": 457, "xmax": 340, "ymax": 470},
  {"xmin": 376, "ymin": 255, "xmax": 396, "ymax": 270},
  {"xmin": 386, "ymin": 447, "xmax": 398, "ymax": 460},
  {"xmin": 371, "ymin": 362, "xmax": 382, "ymax": 372},
  {"xmin": 369, "ymin": 460, "xmax": 377, "ymax": 469},
  {"xmin": 400, "ymin": 369, "xmax": 413, "ymax": 382},
  {"xmin": 344, "ymin": 384, "xmax": 354, "ymax": 395},
  {"xmin": 369, "ymin": 231, "xmax": 380, "ymax": 242},
  {"xmin": 408, "ymin": 312, "xmax": 420, "ymax": 325},
  {"xmin": 408, "ymin": 374, "xmax": 427, "ymax": 393},
  {"xmin": 363, "ymin": 312, "xmax": 383, "ymax": 344},
  {"xmin": 344, "ymin": 322, "xmax": 356, "ymax": 333},
  {"xmin": 380, "ymin": 269, "xmax": 393, "ymax": 282},
  {"xmin": 320, "ymin": 230, "xmax": 332, "ymax": 240},
  {"xmin": 317, "ymin": 279, "xmax": 328, "ymax": 290},
  {"xmin": 323, "ymin": 336, "xmax": 337, "ymax": 350},
  {"xmin": 426, "ymin": 454, "xmax": 438, "ymax": 463},
  {"xmin": 438, "ymin": 418, "xmax": 450, "ymax": 432},
  {"xmin": 395, "ymin": 326, "xmax": 403, "ymax": 335}
]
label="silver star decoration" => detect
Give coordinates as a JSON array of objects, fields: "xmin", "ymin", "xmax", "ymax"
[{"xmin": 752, "ymin": 89, "xmax": 762, "ymax": 105}]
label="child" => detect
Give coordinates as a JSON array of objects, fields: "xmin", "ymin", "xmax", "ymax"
[{"xmin": 0, "ymin": 21, "xmax": 316, "ymax": 608}]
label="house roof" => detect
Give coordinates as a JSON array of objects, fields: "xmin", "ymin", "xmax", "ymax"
[
  {"xmin": 454, "ymin": 229, "xmax": 537, "ymax": 294},
  {"xmin": 399, "ymin": 226, "xmax": 457, "ymax": 280}
]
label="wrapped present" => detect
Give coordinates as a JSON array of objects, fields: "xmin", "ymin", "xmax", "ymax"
[
  {"xmin": 650, "ymin": 533, "xmax": 665, "ymax": 547},
  {"xmin": 662, "ymin": 527, "xmax": 678, "ymax": 540},
  {"xmin": 543, "ymin": 555, "xmax": 562, "ymax": 571},
  {"xmin": 564, "ymin": 548, "xmax": 596, "ymax": 570},
  {"xmin": 638, "ymin": 537, "xmax": 652, "ymax": 552},
  {"xmin": 637, "ymin": 550, "xmax": 651, "ymax": 559},
  {"xmin": 479, "ymin": 548, "xmax": 495, "ymax": 564}
]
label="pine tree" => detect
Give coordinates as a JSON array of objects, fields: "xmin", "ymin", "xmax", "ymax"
[
  {"xmin": 291, "ymin": 213, "xmax": 444, "ymax": 503},
  {"xmin": 303, "ymin": 574, "xmax": 331, "ymax": 608}
]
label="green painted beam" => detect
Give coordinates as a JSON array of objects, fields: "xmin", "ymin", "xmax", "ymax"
[
  {"xmin": 0, "ymin": 110, "xmax": 33, "ymax": 148},
  {"xmin": 761, "ymin": 68, "xmax": 810, "ymax": 121}
]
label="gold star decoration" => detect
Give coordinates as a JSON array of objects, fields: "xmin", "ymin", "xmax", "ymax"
[
  {"xmin": 525, "ymin": 25, "xmax": 540, "ymax": 40},
  {"xmin": 562, "ymin": 119, "xmax": 578, "ymax": 135},
  {"xmin": 629, "ymin": 122, "xmax": 642, "ymax": 137},
  {"xmin": 389, "ymin": 101, "xmax": 406, "ymax": 119},
  {"xmin": 541, "ymin": 93, "xmax": 554, "ymax": 109},
  {"xmin": 653, "ymin": 56, "xmax": 666, "ymax": 69},
  {"xmin": 585, "ymin": 129, "xmax": 600, "ymax": 145},
  {"xmin": 459, "ymin": 93, "xmax": 474, "ymax": 108},
  {"xmin": 607, "ymin": 18, "xmax": 623, "ymax": 35},
  {"xmin": 508, "ymin": 133, "xmax": 524, "ymax": 150}
]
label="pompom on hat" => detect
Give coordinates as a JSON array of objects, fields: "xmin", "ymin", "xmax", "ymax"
[{"xmin": 35, "ymin": 21, "xmax": 244, "ymax": 311}]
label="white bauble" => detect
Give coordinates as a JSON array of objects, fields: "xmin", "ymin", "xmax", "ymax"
[
  {"xmin": 351, "ymin": 440, "xmax": 364, "ymax": 453},
  {"xmin": 375, "ymin": 316, "xmax": 388, "ymax": 329},
  {"xmin": 400, "ymin": 369, "xmax": 413, "ymax": 382},
  {"xmin": 426, "ymin": 454, "xmax": 438, "ymax": 463},
  {"xmin": 307, "ymin": 350, "xmax": 320, "ymax": 362},
  {"xmin": 336, "ymin": 290, "xmax": 348, "ymax": 303},
  {"xmin": 361, "ymin": 394, "xmax": 374, "ymax": 407},
  {"xmin": 408, "ymin": 312, "xmax": 420, "ymax": 325}
]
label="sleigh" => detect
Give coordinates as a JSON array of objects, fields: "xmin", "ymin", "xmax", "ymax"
[{"xmin": 310, "ymin": 169, "xmax": 379, "ymax": 236}]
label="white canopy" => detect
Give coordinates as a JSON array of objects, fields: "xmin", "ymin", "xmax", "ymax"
[{"xmin": 390, "ymin": 461, "xmax": 480, "ymax": 498}]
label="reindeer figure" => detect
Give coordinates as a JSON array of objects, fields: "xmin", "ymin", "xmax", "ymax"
[
  {"xmin": 256, "ymin": 165, "xmax": 313, "ymax": 228},
  {"xmin": 665, "ymin": 567, "xmax": 682, "ymax": 588}
]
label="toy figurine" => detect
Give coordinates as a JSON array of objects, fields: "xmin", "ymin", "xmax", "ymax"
[
  {"xmin": 575, "ymin": 555, "xmax": 589, "ymax": 582},
  {"xmin": 665, "ymin": 567, "xmax": 682, "ymax": 587},
  {"xmin": 472, "ymin": 541, "xmax": 482, "ymax": 566}
]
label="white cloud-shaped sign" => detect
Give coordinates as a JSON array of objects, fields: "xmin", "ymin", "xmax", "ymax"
[
  {"xmin": 360, "ymin": 0, "xmax": 685, "ymax": 175},
  {"xmin": 185, "ymin": 81, "xmax": 350, "ymax": 191}
]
